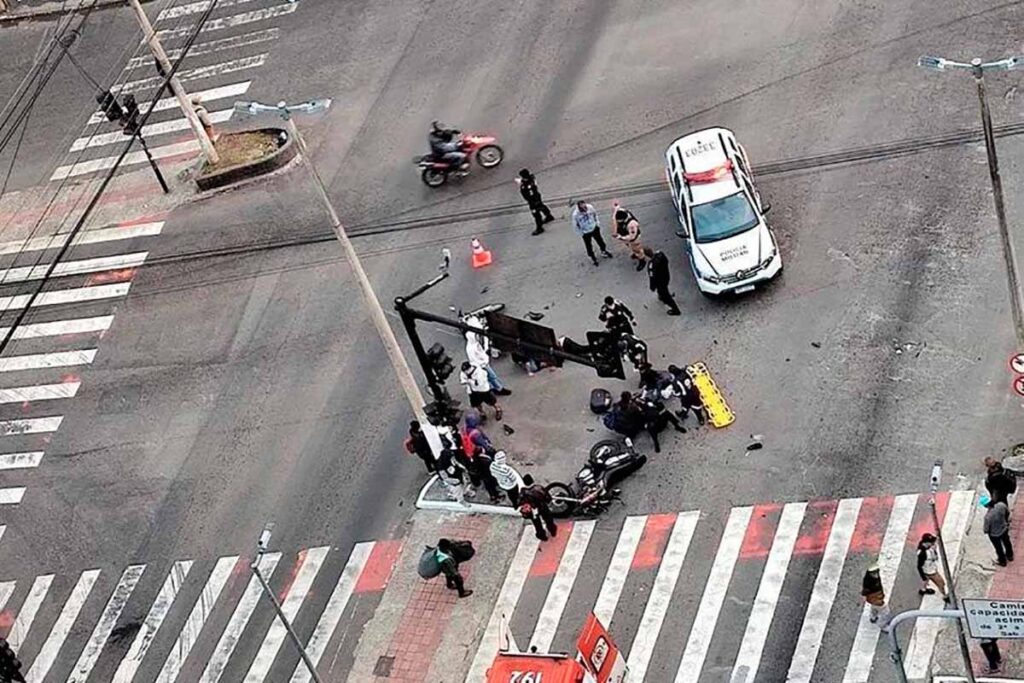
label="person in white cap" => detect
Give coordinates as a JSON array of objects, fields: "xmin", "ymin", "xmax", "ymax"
[{"xmin": 861, "ymin": 561, "xmax": 889, "ymax": 625}]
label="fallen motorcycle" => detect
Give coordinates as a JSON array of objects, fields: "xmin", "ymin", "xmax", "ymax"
[
  {"xmin": 413, "ymin": 132, "xmax": 504, "ymax": 188},
  {"xmin": 545, "ymin": 438, "xmax": 647, "ymax": 518}
]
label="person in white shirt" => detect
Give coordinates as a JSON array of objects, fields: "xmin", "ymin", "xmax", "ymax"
[
  {"xmin": 459, "ymin": 361, "xmax": 502, "ymax": 421},
  {"xmin": 465, "ymin": 325, "xmax": 511, "ymax": 396},
  {"xmin": 916, "ymin": 533, "xmax": 948, "ymax": 599}
]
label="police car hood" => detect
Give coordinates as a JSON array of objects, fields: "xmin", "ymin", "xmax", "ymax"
[{"xmin": 693, "ymin": 225, "xmax": 767, "ymax": 275}]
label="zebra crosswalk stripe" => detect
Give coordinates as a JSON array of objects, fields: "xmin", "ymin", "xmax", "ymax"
[
  {"xmin": 0, "ymin": 222, "xmax": 163, "ymax": 256},
  {"xmin": 0, "ymin": 381, "xmax": 81, "ymax": 403},
  {"xmin": 243, "ymin": 546, "xmax": 329, "ymax": 682},
  {"xmin": 0, "ymin": 488, "xmax": 25, "ymax": 504},
  {"xmin": 0, "ymin": 252, "xmax": 148, "ymax": 283},
  {"xmin": 0, "ymin": 316, "xmax": 113, "ymax": 341},
  {"xmin": 112, "ymin": 560, "xmax": 194, "ymax": 683},
  {"xmin": 675, "ymin": 506, "xmax": 753, "ymax": 683},
  {"xmin": 68, "ymin": 564, "xmax": 146, "ymax": 682},
  {"xmin": 8, "ymin": 574, "xmax": 53, "ymax": 653},
  {"xmin": 0, "ymin": 452, "xmax": 44, "ymax": 470},
  {"xmin": 528, "ymin": 520, "xmax": 595, "ymax": 654},
  {"xmin": 0, "ymin": 282, "xmax": 130, "ymax": 312},
  {"xmin": 0, "ymin": 350, "xmax": 97, "ymax": 373},
  {"xmin": 125, "ymin": 30, "xmax": 279, "ymax": 70},
  {"xmin": 52, "ymin": 141, "xmax": 200, "ymax": 181},
  {"xmin": 592, "ymin": 515, "xmax": 646, "ymax": 627},
  {"xmin": 0, "ymin": 415, "xmax": 63, "ymax": 435},
  {"xmin": 156, "ymin": 3, "xmax": 298, "ymax": 42},
  {"xmin": 87, "ymin": 84, "xmax": 250, "ymax": 125},
  {"xmin": 27, "ymin": 569, "xmax": 101, "ymax": 681},
  {"xmin": 290, "ymin": 542, "xmax": 375, "ymax": 683}
]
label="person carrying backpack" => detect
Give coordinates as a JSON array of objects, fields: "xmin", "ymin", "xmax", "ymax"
[
  {"xmin": 460, "ymin": 412, "xmax": 502, "ymax": 503},
  {"xmin": 437, "ymin": 538, "xmax": 473, "ymax": 598},
  {"xmin": 985, "ymin": 457, "xmax": 1019, "ymax": 504}
]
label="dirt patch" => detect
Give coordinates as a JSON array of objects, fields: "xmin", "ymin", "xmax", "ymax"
[{"xmin": 201, "ymin": 131, "xmax": 282, "ymax": 173}]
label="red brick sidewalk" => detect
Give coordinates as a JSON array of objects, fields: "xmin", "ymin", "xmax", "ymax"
[{"xmin": 971, "ymin": 494, "xmax": 1024, "ymax": 676}]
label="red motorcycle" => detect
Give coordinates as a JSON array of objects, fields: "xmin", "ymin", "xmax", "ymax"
[{"xmin": 414, "ymin": 132, "xmax": 504, "ymax": 188}]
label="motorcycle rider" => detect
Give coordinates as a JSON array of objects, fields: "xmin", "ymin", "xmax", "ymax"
[{"xmin": 428, "ymin": 121, "xmax": 468, "ymax": 171}]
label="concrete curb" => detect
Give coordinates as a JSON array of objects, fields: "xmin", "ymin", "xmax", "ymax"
[
  {"xmin": 414, "ymin": 475, "xmax": 523, "ymax": 517},
  {"xmin": 0, "ymin": 0, "xmax": 157, "ymax": 23},
  {"xmin": 193, "ymin": 127, "xmax": 295, "ymax": 191}
]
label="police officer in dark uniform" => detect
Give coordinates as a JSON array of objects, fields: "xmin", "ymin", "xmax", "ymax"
[
  {"xmin": 644, "ymin": 248, "xmax": 681, "ymax": 316},
  {"xmin": 516, "ymin": 169, "xmax": 554, "ymax": 235}
]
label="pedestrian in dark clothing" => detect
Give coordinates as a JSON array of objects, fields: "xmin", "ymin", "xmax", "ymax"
[
  {"xmin": 985, "ymin": 457, "xmax": 1018, "ymax": 504},
  {"xmin": 516, "ymin": 169, "xmax": 554, "ymax": 235},
  {"xmin": 984, "ymin": 499, "xmax": 1014, "ymax": 566},
  {"xmin": 404, "ymin": 421, "xmax": 435, "ymax": 474},
  {"xmin": 461, "ymin": 412, "xmax": 502, "ymax": 502},
  {"xmin": 916, "ymin": 533, "xmax": 948, "ymax": 599},
  {"xmin": 617, "ymin": 333, "xmax": 648, "ymax": 373},
  {"xmin": 644, "ymin": 248, "xmax": 681, "ymax": 316},
  {"xmin": 520, "ymin": 474, "xmax": 558, "ymax": 541},
  {"xmin": 668, "ymin": 364, "xmax": 706, "ymax": 425},
  {"xmin": 0, "ymin": 638, "xmax": 24, "ymax": 683},
  {"xmin": 436, "ymin": 539, "xmax": 472, "ymax": 598},
  {"xmin": 571, "ymin": 200, "xmax": 613, "ymax": 266},
  {"xmin": 598, "ymin": 296, "xmax": 636, "ymax": 338},
  {"xmin": 861, "ymin": 562, "xmax": 890, "ymax": 625},
  {"xmin": 635, "ymin": 392, "xmax": 686, "ymax": 453},
  {"xmin": 611, "ymin": 202, "xmax": 646, "ymax": 270},
  {"xmin": 980, "ymin": 638, "xmax": 1003, "ymax": 674}
]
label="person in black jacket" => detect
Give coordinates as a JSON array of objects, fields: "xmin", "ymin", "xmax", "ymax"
[
  {"xmin": 643, "ymin": 248, "xmax": 681, "ymax": 316},
  {"xmin": 520, "ymin": 474, "xmax": 558, "ymax": 541},
  {"xmin": 405, "ymin": 421, "xmax": 435, "ymax": 474},
  {"xmin": 984, "ymin": 457, "xmax": 1019, "ymax": 504},
  {"xmin": 515, "ymin": 169, "xmax": 554, "ymax": 235},
  {"xmin": 0, "ymin": 638, "xmax": 24, "ymax": 683}
]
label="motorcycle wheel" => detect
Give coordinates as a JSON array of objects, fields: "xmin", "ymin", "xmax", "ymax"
[
  {"xmin": 545, "ymin": 482, "xmax": 576, "ymax": 518},
  {"xmin": 475, "ymin": 144, "xmax": 504, "ymax": 168},
  {"xmin": 421, "ymin": 168, "xmax": 447, "ymax": 187},
  {"xmin": 589, "ymin": 439, "xmax": 623, "ymax": 461}
]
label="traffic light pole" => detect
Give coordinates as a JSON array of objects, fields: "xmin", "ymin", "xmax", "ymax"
[{"xmin": 136, "ymin": 134, "xmax": 169, "ymax": 194}]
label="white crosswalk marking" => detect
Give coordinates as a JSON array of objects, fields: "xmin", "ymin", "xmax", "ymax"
[
  {"xmin": 157, "ymin": 0, "xmax": 268, "ymax": 21},
  {"xmin": 156, "ymin": 555, "xmax": 238, "ymax": 683},
  {"xmin": 0, "ymin": 252, "xmax": 147, "ymax": 281},
  {"xmin": 156, "ymin": 4, "xmax": 298, "ymax": 41},
  {"xmin": 9, "ymin": 574, "xmax": 53, "ymax": 652},
  {"xmin": 120, "ymin": 55, "xmax": 268, "ymax": 94},
  {"xmin": 626, "ymin": 511, "xmax": 699, "ymax": 681},
  {"xmin": 0, "ymin": 282, "xmax": 130, "ymax": 312},
  {"xmin": 290, "ymin": 542, "xmax": 374, "ymax": 683},
  {"xmin": 72, "ymin": 112, "xmax": 233, "ymax": 151},
  {"xmin": 0, "ymin": 316, "xmax": 113, "ymax": 341},
  {"xmin": 528, "ymin": 521, "xmax": 595, "ymax": 654},
  {"xmin": 732, "ymin": 502, "xmax": 807, "ymax": 683},
  {"xmin": 112, "ymin": 560, "xmax": 194, "ymax": 683},
  {"xmin": 0, "ymin": 488, "xmax": 25, "ymax": 504},
  {"xmin": 200, "ymin": 552, "xmax": 281, "ymax": 683},
  {"xmin": 68, "ymin": 564, "xmax": 146, "ymax": 682},
  {"xmin": 675, "ymin": 506, "xmax": 753, "ymax": 683},
  {"xmin": 0, "ymin": 381, "xmax": 80, "ymax": 403},
  {"xmin": 27, "ymin": 569, "xmax": 100, "ymax": 681},
  {"xmin": 843, "ymin": 493, "xmax": 919, "ymax": 682},
  {"xmin": 787, "ymin": 498, "xmax": 862, "ymax": 682},
  {"xmin": 0, "ymin": 580, "xmax": 15, "ymax": 612},
  {"xmin": 468, "ymin": 531, "xmax": 540, "ymax": 681},
  {"xmin": 0, "ymin": 452, "xmax": 44, "ymax": 470},
  {"xmin": 88, "ymin": 83, "xmax": 251, "ymax": 125},
  {"xmin": 243, "ymin": 546, "xmax": 329, "ymax": 682},
  {"xmin": 52, "ymin": 141, "xmax": 200, "ymax": 180},
  {"xmin": 904, "ymin": 490, "xmax": 975, "ymax": 678},
  {"xmin": 0, "ymin": 350, "xmax": 97, "ymax": 372},
  {"xmin": 0, "ymin": 415, "xmax": 63, "ymax": 435},
  {"xmin": 592, "ymin": 515, "xmax": 646, "ymax": 627},
  {"xmin": 126, "ymin": 29, "xmax": 279, "ymax": 69},
  {"xmin": 0, "ymin": 222, "xmax": 163, "ymax": 255}
]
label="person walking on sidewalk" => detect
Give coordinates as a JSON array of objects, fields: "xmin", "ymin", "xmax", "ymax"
[
  {"xmin": 644, "ymin": 248, "xmax": 681, "ymax": 316},
  {"xmin": 984, "ymin": 456, "xmax": 1019, "ymax": 504},
  {"xmin": 520, "ymin": 474, "xmax": 558, "ymax": 541},
  {"xmin": 980, "ymin": 638, "xmax": 1003, "ymax": 674},
  {"xmin": 916, "ymin": 533, "xmax": 949, "ymax": 600},
  {"xmin": 404, "ymin": 420, "xmax": 436, "ymax": 474},
  {"xmin": 489, "ymin": 450, "xmax": 524, "ymax": 507},
  {"xmin": 599, "ymin": 296, "xmax": 636, "ymax": 338},
  {"xmin": 436, "ymin": 539, "xmax": 473, "ymax": 598},
  {"xmin": 516, "ymin": 169, "xmax": 554, "ymax": 235},
  {"xmin": 572, "ymin": 200, "xmax": 613, "ymax": 266},
  {"xmin": 860, "ymin": 562, "xmax": 890, "ymax": 625},
  {"xmin": 611, "ymin": 202, "xmax": 646, "ymax": 271},
  {"xmin": 984, "ymin": 498, "xmax": 1015, "ymax": 566},
  {"xmin": 459, "ymin": 361, "xmax": 503, "ymax": 421}
]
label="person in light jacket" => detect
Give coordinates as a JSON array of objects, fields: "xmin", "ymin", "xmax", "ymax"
[
  {"xmin": 489, "ymin": 450, "xmax": 524, "ymax": 507},
  {"xmin": 571, "ymin": 200, "xmax": 613, "ymax": 266},
  {"xmin": 465, "ymin": 322, "xmax": 510, "ymax": 396},
  {"xmin": 459, "ymin": 361, "xmax": 502, "ymax": 421}
]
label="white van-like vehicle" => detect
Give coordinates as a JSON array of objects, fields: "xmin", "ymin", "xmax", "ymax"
[{"xmin": 664, "ymin": 127, "xmax": 782, "ymax": 295}]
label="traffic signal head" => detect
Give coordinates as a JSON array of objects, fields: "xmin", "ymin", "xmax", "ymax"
[
  {"xmin": 423, "ymin": 396, "xmax": 461, "ymax": 425},
  {"xmin": 121, "ymin": 93, "xmax": 141, "ymax": 136},
  {"xmin": 95, "ymin": 90, "xmax": 124, "ymax": 123},
  {"xmin": 425, "ymin": 342, "xmax": 455, "ymax": 382}
]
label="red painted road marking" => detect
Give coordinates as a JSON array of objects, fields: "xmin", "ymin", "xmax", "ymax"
[
  {"xmin": 632, "ymin": 513, "xmax": 677, "ymax": 570},
  {"xmin": 119, "ymin": 212, "xmax": 169, "ymax": 227},
  {"xmin": 739, "ymin": 503, "xmax": 783, "ymax": 560},
  {"xmin": 848, "ymin": 495, "xmax": 895, "ymax": 554},
  {"xmin": 529, "ymin": 521, "xmax": 573, "ymax": 578},
  {"xmin": 0, "ymin": 183, "xmax": 160, "ymax": 229},
  {"xmin": 276, "ymin": 547, "xmax": 307, "ymax": 602},
  {"xmin": 353, "ymin": 539, "xmax": 403, "ymax": 594},
  {"xmin": 907, "ymin": 490, "xmax": 948, "ymax": 547},
  {"xmin": 793, "ymin": 499, "xmax": 839, "ymax": 556}
]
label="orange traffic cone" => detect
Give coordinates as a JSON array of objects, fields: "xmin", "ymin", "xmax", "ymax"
[{"xmin": 471, "ymin": 237, "xmax": 493, "ymax": 268}]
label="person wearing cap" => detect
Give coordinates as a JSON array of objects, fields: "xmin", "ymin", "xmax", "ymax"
[
  {"xmin": 515, "ymin": 169, "xmax": 554, "ymax": 235},
  {"xmin": 861, "ymin": 562, "xmax": 889, "ymax": 625},
  {"xmin": 916, "ymin": 533, "xmax": 949, "ymax": 599},
  {"xmin": 611, "ymin": 201, "xmax": 646, "ymax": 270}
]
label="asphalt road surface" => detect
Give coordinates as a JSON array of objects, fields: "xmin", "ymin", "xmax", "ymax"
[{"xmin": 0, "ymin": 0, "xmax": 1021, "ymax": 680}]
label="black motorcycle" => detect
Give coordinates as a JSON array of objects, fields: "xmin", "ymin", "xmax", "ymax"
[{"xmin": 544, "ymin": 438, "xmax": 647, "ymax": 518}]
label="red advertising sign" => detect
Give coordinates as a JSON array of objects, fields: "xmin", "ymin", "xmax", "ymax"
[{"xmin": 576, "ymin": 613, "xmax": 627, "ymax": 683}]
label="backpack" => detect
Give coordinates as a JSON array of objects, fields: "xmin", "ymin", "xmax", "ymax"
[
  {"xmin": 403, "ymin": 436, "xmax": 416, "ymax": 454},
  {"xmin": 417, "ymin": 546, "xmax": 442, "ymax": 579},
  {"xmin": 450, "ymin": 540, "xmax": 476, "ymax": 563},
  {"xmin": 460, "ymin": 432, "xmax": 476, "ymax": 457}
]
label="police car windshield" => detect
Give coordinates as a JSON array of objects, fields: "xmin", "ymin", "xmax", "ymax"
[{"xmin": 691, "ymin": 192, "xmax": 759, "ymax": 243}]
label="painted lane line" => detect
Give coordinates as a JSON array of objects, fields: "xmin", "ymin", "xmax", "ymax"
[
  {"xmin": 68, "ymin": 564, "xmax": 147, "ymax": 682},
  {"xmin": 905, "ymin": 490, "xmax": 975, "ymax": 678},
  {"xmin": 787, "ymin": 498, "xmax": 863, "ymax": 682},
  {"xmin": 0, "ymin": 316, "xmax": 113, "ymax": 341},
  {"xmin": 675, "ymin": 506, "xmax": 754, "ymax": 683},
  {"xmin": 119, "ymin": 55, "xmax": 267, "ymax": 94},
  {"xmin": 0, "ymin": 283, "xmax": 131, "ymax": 314},
  {"xmin": 72, "ymin": 110, "xmax": 233, "ymax": 151},
  {"xmin": 244, "ymin": 546, "xmax": 330, "ymax": 682},
  {"xmin": 8, "ymin": 574, "xmax": 54, "ymax": 653},
  {"xmin": 290, "ymin": 543, "xmax": 374, "ymax": 683},
  {"xmin": 732, "ymin": 502, "xmax": 807, "ymax": 683},
  {"xmin": 0, "ymin": 350, "xmax": 97, "ymax": 373},
  {"xmin": 468, "ymin": 530, "xmax": 541, "ymax": 681},
  {"xmin": 0, "ymin": 253, "xmax": 147, "ymax": 283},
  {"xmin": 0, "ymin": 416, "xmax": 63, "ymax": 435},
  {"xmin": 126, "ymin": 29, "xmax": 278, "ymax": 69},
  {"xmin": 0, "ymin": 488, "xmax": 25, "ymax": 504},
  {"xmin": 592, "ymin": 516, "xmax": 647, "ymax": 627},
  {"xmin": 528, "ymin": 520, "xmax": 596, "ymax": 654},
  {"xmin": 0, "ymin": 452, "xmax": 43, "ymax": 470},
  {"xmin": 626, "ymin": 511, "xmax": 700, "ymax": 681},
  {"xmin": 0, "ymin": 580, "xmax": 15, "ymax": 612},
  {"xmin": 112, "ymin": 560, "xmax": 193, "ymax": 683},
  {"xmin": 156, "ymin": 4, "xmax": 298, "ymax": 42},
  {"xmin": 199, "ymin": 552, "xmax": 281, "ymax": 683},
  {"xmin": 52, "ymin": 141, "xmax": 199, "ymax": 180},
  {"xmin": 0, "ymin": 381, "xmax": 81, "ymax": 404},
  {"xmin": 156, "ymin": 555, "xmax": 238, "ymax": 683},
  {"xmin": 88, "ymin": 82, "xmax": 250, "ymax": 125},
  {"xmin": 0, "ymin": 527, "xmax": 5, "ymax": 545},
  {"xmin": 842, "ymin": 494, "xmax": 919, "ymax": 682},
  {"xmin": 0, "ymin": 222, "xmax": 163, "ymax": 255},
  {"xmin": 27, "ymin": 569, "xmax": 100, "ymax": 681}
]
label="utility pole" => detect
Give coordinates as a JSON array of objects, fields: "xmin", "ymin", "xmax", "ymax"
[{"xmin": 127, "ymin": 0, "xmax": 220, "ymax": 164}]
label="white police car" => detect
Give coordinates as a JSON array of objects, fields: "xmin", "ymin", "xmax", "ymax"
[{"xmin": 664, "ymin": 127, "xmax": 781, "ymax": 295}]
